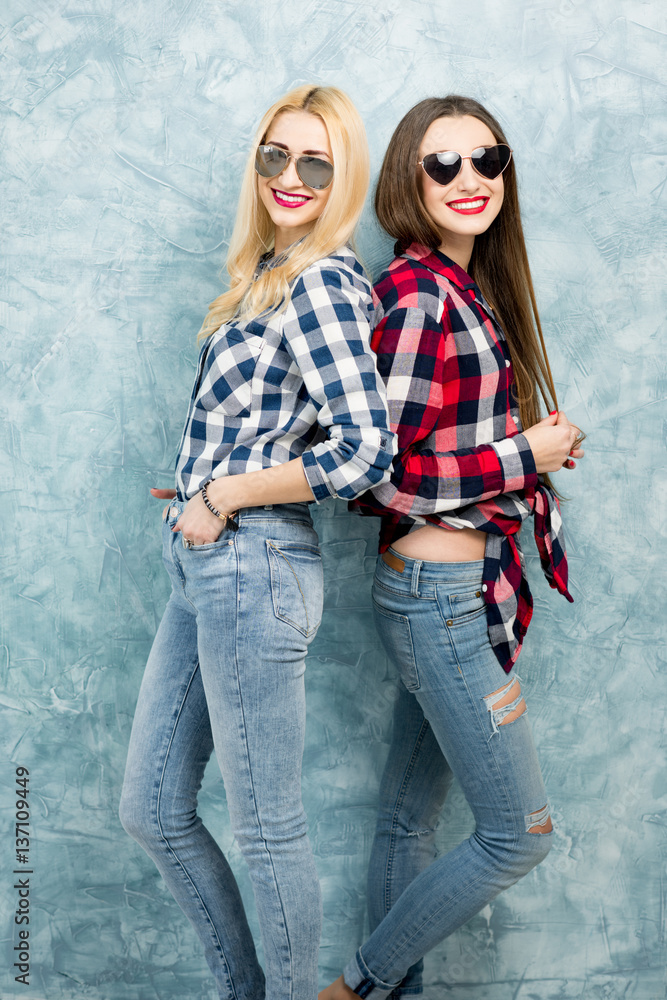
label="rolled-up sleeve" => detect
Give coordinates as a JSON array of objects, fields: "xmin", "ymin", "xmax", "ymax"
[{"xmin": 280, "ymin": 262, "xmax": 396, "ymax": 501}]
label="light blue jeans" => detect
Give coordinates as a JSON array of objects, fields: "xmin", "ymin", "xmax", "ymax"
[
  {"xmin": 344, "ymin": 552, "xmax": 553, "ymax": 998},
  {"xmin": 119, "ymin": 502, "xmax": 324, "ymax": 1000}
]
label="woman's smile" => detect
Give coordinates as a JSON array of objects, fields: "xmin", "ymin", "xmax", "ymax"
[
  {"xmin": 446, "ymin": 196, "xmax": 489, "ymax": 215},
  {"xmin": 270, "ymin": 188, "xmax": 314, "ymax": 208}
]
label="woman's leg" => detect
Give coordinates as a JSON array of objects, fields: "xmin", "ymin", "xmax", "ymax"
[
  {"xmin": 182, "ymin": 507, "xmax": 324, "ymax": 1000},
  {"xmin": 341, "ymin": 555, "xmax": 553, "ymax": 998},
  {"xmin": 119, "ymin": 587, "xmax": 265, "ymax": 1000},
  {"xmin": 366, "ymin": 684, "xmax": 454, "ymax": 996}
]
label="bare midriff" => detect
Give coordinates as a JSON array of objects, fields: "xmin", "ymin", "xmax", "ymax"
[{"xmin": 391, "ymin": 524, "xmax": 486, "ymax": 562}]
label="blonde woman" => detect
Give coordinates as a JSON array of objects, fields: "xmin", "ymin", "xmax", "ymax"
[{"xmin": 119, "ymin": 85, "xmax": 395, "ymax": 1000}]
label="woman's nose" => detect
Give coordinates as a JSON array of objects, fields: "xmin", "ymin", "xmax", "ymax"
[
  {"xmin": 279, "ymin": 156, "xmax": 302, "ymax": 188},
  {"xmin": 455, "ymin": 157, "xmax": 480, "ymax": 190}
]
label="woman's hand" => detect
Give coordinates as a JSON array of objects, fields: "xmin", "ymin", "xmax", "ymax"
[
  {"xmin": 522, "ymin": 411, "xmax": 585, "ymax": 473},
  {"xmin": 172, "ymin": 492, "xmax": 226, "ymax": 546},
  {"xmin": 150, "ymin": 486, "xmax": 229, "ymax": 545}
]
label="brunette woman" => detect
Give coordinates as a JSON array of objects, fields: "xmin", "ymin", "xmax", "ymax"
[
  {"xmin": 321, "ymin": 96, "xmax": 583, "ymax": 999},
  {"xmin": 119, "ymin": 85, "xmax": 394, "ymax": 1000}
]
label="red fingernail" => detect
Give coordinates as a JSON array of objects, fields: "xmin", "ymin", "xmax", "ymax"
[{"xmin": 550, "ymin": 410, "xmax": 557, "ymax": 415}]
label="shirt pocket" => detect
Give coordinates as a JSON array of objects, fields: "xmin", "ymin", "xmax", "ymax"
[
  {"xmin": 197, "ymin": 327, "xmax": 265, "ymax": 419},
  {"xmin": 252, "ymin": 343, "xmax": 304, "ymax": 406}
]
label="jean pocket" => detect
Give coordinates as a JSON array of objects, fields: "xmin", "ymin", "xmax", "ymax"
[
  {"xmin": 185, "ymin": 533, "xmax": 229, "ymax": 551},
  {"xmin": 267, "ymin": 540, "xmax": 323, "ymax": 638},
  {"xmin": 444, "ymin": 587, "xmax": 486, "ymax": 626},
  {"xmin": 372, "ymin": 600, "xmax": 420, "ymax": 692}
]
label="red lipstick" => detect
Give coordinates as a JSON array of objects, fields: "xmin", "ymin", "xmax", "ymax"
[
  {"xmin": 446, "ymin": 197, "xmax": 489, "ymax": 215},
  {"xmin": 271, "ymin": 189, "xmax": 312, "ymax": 209}
]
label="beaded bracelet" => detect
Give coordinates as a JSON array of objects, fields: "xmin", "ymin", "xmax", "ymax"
[{"xmin": 201, "ymin": 481, "xmax": 239, "ymax": 532}]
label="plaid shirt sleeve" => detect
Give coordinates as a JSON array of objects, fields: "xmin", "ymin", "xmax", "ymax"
[
  {"xmin": 280, "ymin": 261, "xmax": 396, "ymax": 501},
  {"xmin": 368, "ymin": 303, "xmax": 537, "ymax": 516}
]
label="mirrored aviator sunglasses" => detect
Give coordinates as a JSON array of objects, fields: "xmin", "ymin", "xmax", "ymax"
[
  {"xmin": 420, "ymin": 144, "xmax": 512, "ymax": 186},
  {"xmin": 255, "ymin": 145, "xmax": 334, "ymax": 190}
]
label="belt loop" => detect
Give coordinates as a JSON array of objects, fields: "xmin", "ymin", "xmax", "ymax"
[{"xmin": 410, "ymin": 559, "xmax": 421, "ymax": 598}]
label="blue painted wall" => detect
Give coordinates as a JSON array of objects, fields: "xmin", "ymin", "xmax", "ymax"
[{"xmin": 2, "ymin": 1, "xmax": 666, "ymax": 997}]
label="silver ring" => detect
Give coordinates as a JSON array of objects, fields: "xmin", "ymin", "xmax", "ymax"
[{"xmin": 183, "ymin": 536, "xmax": 194, "ymax": 548}]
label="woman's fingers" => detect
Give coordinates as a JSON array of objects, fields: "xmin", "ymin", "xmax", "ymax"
[
  {"xmin": 558, "ymin": 412, "xmax": 586, "ymax": 450},
  {"xmin": 151, "ymin": 487, "xmax": 177, "ymax": 499},
  {"xmin": 556, "ymin": 410, "xmax": 577, "ymax": 444},
  {"xmin": 556, "ymin": 411, "xmax": 585, "ymax": 458},
  {"xmin": 563, "ymin": 442, "xmax": 585, "ymax": 470},
  {"xmin": 523, "ymin": 410, "xmax": 586, "ymax": 473},
  {"xmin": 172, "ymin": 492, "xmax": 223, "ymax": 546}
]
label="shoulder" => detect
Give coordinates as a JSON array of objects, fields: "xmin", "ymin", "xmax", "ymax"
[
  {"xmin": 282, "ymin": 247, "xmax": 373, "ymax": 339},
  {"xmin": 374, "ymin": 255, "xmax": 452, "ymax": 312},
  {"xmin": 374, "ymin": 255, "xmax": 450, "ymax": 324},
  {"xmin": 291, "ymin": 246, "xmax": 371, "ymax": 304}
]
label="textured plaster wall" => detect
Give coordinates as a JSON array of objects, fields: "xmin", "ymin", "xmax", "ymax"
[{"xmin": 1, "ymin": 1, "xmax": 666, "ymax": 998}]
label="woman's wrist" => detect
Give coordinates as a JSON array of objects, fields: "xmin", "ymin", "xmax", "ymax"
[{"xmin": 205, "ymin": 476, "xmax": 244, "ymax": 514}]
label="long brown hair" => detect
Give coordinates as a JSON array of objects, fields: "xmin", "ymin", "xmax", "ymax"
[{"xmin": 375, "ymin": 96, "xmax": 566, "ymax": 482}]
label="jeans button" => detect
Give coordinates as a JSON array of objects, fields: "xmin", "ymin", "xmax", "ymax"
[{"xmin": 170, "ymin": 507, "xmax": 179, "ymax": 518}]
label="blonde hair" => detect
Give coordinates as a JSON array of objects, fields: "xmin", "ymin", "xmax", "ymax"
[{"xmin": 199, "ymin": 85, "xmax": 370, "ymax": 339}]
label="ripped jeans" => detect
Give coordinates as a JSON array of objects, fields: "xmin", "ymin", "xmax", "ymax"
[
  {"xmin": 344, "ymin": 552, "xmax": 553, "ymax": 999},
  {"xmin": 120, "ymin": 502, "xmax": 323, "ymax": 1000}
]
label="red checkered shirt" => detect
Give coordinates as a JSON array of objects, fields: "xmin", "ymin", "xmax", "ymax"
[{"xmin": 353, "ymin": 244, "xmax": 573, "ymax": 672}]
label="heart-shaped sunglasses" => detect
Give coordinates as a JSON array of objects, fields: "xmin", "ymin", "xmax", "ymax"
[
  {"xmin": 255, "ymin": 145, "xmax": 334, "ymax": 190},
  {"xmin": 419, "ymin": 144, "xmax": 512, "ymax": 186}
]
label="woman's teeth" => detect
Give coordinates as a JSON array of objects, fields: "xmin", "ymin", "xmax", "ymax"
[{"xmin": 273, "ymin": 190, "xmax": 310, "ymax": 206}]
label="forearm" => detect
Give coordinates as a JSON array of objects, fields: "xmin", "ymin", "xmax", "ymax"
[
  {"xmin": 207, "ymin": 457, "xmax": 315, "ymax": 512},
  {"xmin": 371, "ymin": 434, "xmax": 537, "ymax": 516}
]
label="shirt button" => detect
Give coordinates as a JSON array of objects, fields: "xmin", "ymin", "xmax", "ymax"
[
  {"xmin": 512, "ymin": 414, "xmax": 518, "ymax": 423},
  {"xmin": 505, "ymin": 359, "xmax": 511, "ymax": 367},
  {"xmin": 482, "ymin": 584, "xmax": 488, "ymax": 593}
]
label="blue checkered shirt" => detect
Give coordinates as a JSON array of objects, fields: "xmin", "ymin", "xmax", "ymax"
[{"xmin": 175, "ymin": 246, "xmax": 396, "ymax": 502}]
